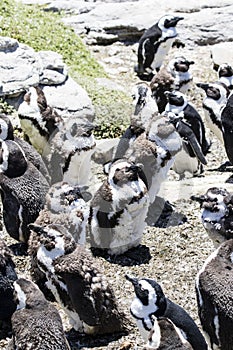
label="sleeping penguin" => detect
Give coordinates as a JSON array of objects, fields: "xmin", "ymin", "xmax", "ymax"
[{"xmin": 135, "ymin": 15, "xmax": 184, "ymax": 76}]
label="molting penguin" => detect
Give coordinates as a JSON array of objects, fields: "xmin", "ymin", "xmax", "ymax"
[
  {"xmin": 135, "ymin": 15, "xmax": 184, "ymax": 76},
  {"xmin": 125, "ymin": 274, "xmax": 207, "ymax": 350},
  {"xmin": 168, "ymin": 112, "xmax": 207, "ymax": 180},
  {"xmin": 28, "ymin": 223, "xmax": 128, "ymax": 335},
  {"xmin": 0, "ymin": 239, "xmax": 17, "ymax": 331},
  {"xmin": 191, "ymin": 187, "xmax": 233, "ymax": 246},
  {"xmin": 17, "ymin": 86, "xmax": 62, "ymax": 156},
  {"xmin": 0, "ymin": 113, "xmax": 50, "ymax": 183},
  {"xmin": 150, "ymin": 56, "xmax": 194, "ymax": 113},
  {"xmin": 9, "ymin": 278, "xmax": 70, "ymax": 350},
  {"xmin": 146, "ymin": 317, "xmax": 193, "ymax": 349},
  {"xmin": 218, "ymin": 63, "xmax": 233, "ymax": 89},
  {"xmin": 47, "ymin": 117, "xmax": 96, "ymax": 185},
  {"xmin": 196, "ymin": 82, "xmax": 229, "ymax": 144},
  {"xmin": 195, "ymin": 239, "xmax": 233, "ymax": 350},
  {"xmin": 0, "ymin": 139, "xmax": 50, "ymax": 243}
]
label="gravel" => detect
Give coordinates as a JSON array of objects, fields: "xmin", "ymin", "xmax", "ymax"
[{"xmin": 1, "ymin": 41, "xmax": 233, "ymax": 350}]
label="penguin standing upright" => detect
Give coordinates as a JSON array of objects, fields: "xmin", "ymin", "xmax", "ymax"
[
  {"xmin": 220, "ymin": 92, "xmax": 233, "ymax": 170},
  {"xmin": 125, "ymin": 274, "xmax": 207, "ymax": 350},
  {"xmin": 196, "ymin": 82, "xmax": 229, "ymax": 144},
  {"xmin": 0, "ymin": 139, "xmax": 49, "ymax": 243},
  {"xmin": 195, "ymin": 239, "xmax": 233, "ymax": 350},
  {"xmin": 218, "ymin": 63, "xmax": 233, "ymax": 90},
  {"xmin": 135, "ymin": 15, "xmax": 183, "ymax": 76},
  {"xmin": 28, "ymin": 223, "xmax": 128, "ymax": 335},
  {"xmin": 9, "ymin": 278, "xmax": 70, "ymax": 350}
]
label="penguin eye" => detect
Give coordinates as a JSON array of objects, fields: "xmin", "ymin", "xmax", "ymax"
[{"xmin": 132, "ymin": 94, "xmax": 136, "ymax": 100}]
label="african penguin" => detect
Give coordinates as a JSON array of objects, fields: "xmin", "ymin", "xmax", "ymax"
[
  {"xmin": 196, "ymin": 82, "xmax": 229, "ymax": 144},
  {"xmin": 17, "ymin": 86, "xmax": 62, "ymax": 156},
  {"xmin": 89, "ymin": 158, "xmax": 149, "ymax": 255},
  {"xmin": 195, "ymin": 239, "xmax": 233, "ymax": 350},
  {"xmin": 0, "ymin": 239, "xmax": 17, "ymax": 329},
  {"xmin": 47, "ymin": 117, "xmax": 96, "ymax": 186},
  {"xmin": 146, "ymin": 317, "xmax": 193, "ymax": 349},
  {"xmin": 28, "ymin": 223, "xmax": 128, "ymax": 335},
  {"xmin": 191, "ymin": 187, "xmax": 233, "ymax": 246},
  {"xmin": 0, "ymin": 139, "xmax": 50, "ymax": 243},
  {"xmin": 135, "ymin": 15, "xmax": 184, "ymax": 75},
  {"xmin": 150, "ymin": 56, "xmax": 194, "ymax": 113},
  {"xmin": 0, "ymin": 113, "xmax": 50, "ymax": 183},
  {"xmin": 168, "ymin": 112, "xmax": 207, "ymax": 180},
  {"xmin": 218, "ymin": 63, "xmax": 233, "ymax": 90},
  {"xmin": 28, "ymin": 182, "xmax": 90, "ymax": 299},
  {"xmin": 125, "ymin": 274, "xmax": 207, "ymax": 350},
  {"xmin": 220, "ymin": 92, "xmax": 233, "ymax": 169},
  {"xmin": 9, "ymin": 278, "xmax": 70, "ymax": 350}
]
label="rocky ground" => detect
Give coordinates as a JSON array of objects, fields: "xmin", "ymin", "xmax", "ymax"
[{"xmin": 1, "ymin": 3, "xmax": 233, "ymax": 350}]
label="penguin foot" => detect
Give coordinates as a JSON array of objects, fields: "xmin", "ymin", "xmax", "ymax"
[
  {"xmin": 225, "ymin": 174, "xmax": 233, "ymax": 183},
  {"xmin": 216, "ymin": 161, "xmax": 232, "ymax": 172},
  {"xmin": 9, "ymin": 242, "xmax": 28, "ymax": 256}
]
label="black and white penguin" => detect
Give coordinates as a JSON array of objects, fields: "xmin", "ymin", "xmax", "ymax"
[
  {"xmin": 167, "ymin": 112, "xmax": 207, "ymax": 180},
  {"xmin": 9, "ymin": 278, "xmax": 70, "ymax": 350},
  {"xmin": 195, "ymin": 239, "xmax": 233, "ymax": 350},
  {"xmin": 218, "ymin": 63, "xmax": 233, "ymax": 90},
  {"xmin": 150, "ymin": 56, "xmax": 194, "ymax": 113},
  {"xmin": 135, "ymin": 15, "xmax": 184, "ymax": 75},
  {"xmin": 28, "ymin": 223, "xmax": 128, "ymax": 335},
  {"xmin": 0, "ymin": 239, "xmax": 17, "ymax": 328},
  {"xmin": 89, "ymin": 159, "xmax": 149, "ymax": 255},
  {"xmin": 196, "ymin": 82, "xmax": 229, "ymax": 144},
  {"xmin": 191, "ymin": 187, "xmax": 233, "ymax": 246},
  {"xmin": 47, "ymin": 117, "xmax": 96, "ymax": 186},
  {"xmin": 0, "ymin": 139, "xmax": 50, "ymax": 243},
  {"xmin": 17, "ymin": 86, "xmax": 62, "ymax": 156},
  {"xmin": 125, "ymin": 274, "xmax": 207, "ymax": 350},
  {"xmin": 146, "ymin": 317, "xmax": 193, "ymax": 349},
  {"xmin": 0, "ymin": 113, "xmax": 50, "ymax": 183},
  {"xmin": 220, "ymin": 92, "xmax": 233, "ymax": 168}
]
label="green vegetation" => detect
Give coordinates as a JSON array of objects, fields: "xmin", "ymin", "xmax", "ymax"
[{"xmin": 0, "ymin": 0, "xmax": 130, "ymax": 138}]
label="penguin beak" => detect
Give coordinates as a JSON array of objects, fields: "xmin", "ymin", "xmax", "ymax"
[
  {"xmin": 125, "ymin": 274, "xmax": 139, "ymax": 287},
  {"xmin": 171, "ymin": 16, "xmax": 184, "ymax": 26},
  {"xmin": 188, "ymin": 60, "xmax": 195, "ymax": 66},
  {"xmin": 28, "ymin": 223, "xmax": 45, "ymax": 235},
  {"xmin": 190, "ymin": 194, "xmax": 206, "ymax": 204},
  {"xmin": 196, "ymin": 83, "xmax": 209, "ymax": 92},
  {"xmin": 126, "ymin": 164, "xmax": 140, "ymax": 173}
]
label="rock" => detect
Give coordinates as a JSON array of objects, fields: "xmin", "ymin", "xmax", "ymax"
[
  {"xmin": 92, "ymin": 137, "xmax": 119, "ymax": 164},
  {"xmin": 210, "ymin": 42, "xmax": 233, "ymax": 69},
  {"xmin": 37, "ymin": 50, "xmax": 68, "ymax": 85}
]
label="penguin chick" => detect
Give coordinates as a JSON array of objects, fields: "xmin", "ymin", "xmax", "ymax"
[
  {"xmin": 0, "ymin": 239, "xmax": 17, "ymax": 325},
  {"xmin": 135, "ymin": 15, "xmax": 184, "ymax": 75},
  {"xmin": 28, "ymin": 223, "xmax": 128, "ymax": 335},
  {"xmin": 17, "ymin": 86, "xmax": 62, "ymax": 156},
  {"xmin": 218, "ymin": 63, "xmax": 233, "ymax": 89},
  {"xmin": 89, "ymin": 159, "xmax": 149, "ymax": 255},
  {"xmin": 0, "ymin": 113, "xmax": 50, "ymax": 183},
  {"xmin": 150, "ymin": 56, "xmax": 194, "ymax": 113},
  {"xmin": 196, "ymin": 82, "xmax": 229, "ymax": 144},
  {"xmin": 191, "ymin": 187, "xmax": 233, "ymax": 246},
  {"xmin": 146, "ymin": 317, "xmax": 193, "ymax": 349},
  {"xmin": 47, "ymin": 117, "xmax": 96, "ymax": 186},
  {"xmin": 0, "ymin": 139, "xmax": 50, "ymax": 243},
  {"xmin": 168, "ymin": 112, "xmax": 207, "ymax": 180},
  {"xmin": 9, "ymin": 278, "xmax": 70, "ymax": 350},
  {"xmin": 195, "ymin": 239, "xmax": 233, "ymax": 350},
  {"xmin": 125, "ymin": 274, "xmax": 207, "ymax": 350}
]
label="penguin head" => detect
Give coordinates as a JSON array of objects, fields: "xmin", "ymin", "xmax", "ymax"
[
  {"xmin": 191, "ymin": 187, "xmax": 229, "ymax": 210},
  {"xmin": 14, "ymin": 278, "xmax": 47, "ymax": 310},
  {"xmin": 164, "ymin": 90, "xmax": 187, "ymax": 107},
  {"xmin": 21, "ymin": 86, "xmax": 41, "ymax": 114},
  {"xmin": 126, "ymin": 274, "xmax": 166, "ymax": 313},
  {"xmin": 0, "ymin": 114, "xmax": 14, "ymax": 141},
  {"xmin": 218, "ymin": 63, "xmax": 233, "ymax": 79},
  {"xmin": 196, "ymin": 82, "xmax": 230, "ymax": 101},
  {"xmin": 158, "ymin": 15, "xmax": 184, "ymax": 30},
  {"xmin": 0, "ymin": 140, "xmax": 27, "ymax": 177},
  {"xmin": 108, "ymin": 159, "xmax": 146, "ymax": 187},
  {"xmin": 169, "ymin": 56, "xmax": 194, "ymax": 74}
]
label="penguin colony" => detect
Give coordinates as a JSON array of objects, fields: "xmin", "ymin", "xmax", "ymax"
[{"xmin": 0, "ymin": 12, "xmax": 233, "ymax": 350}]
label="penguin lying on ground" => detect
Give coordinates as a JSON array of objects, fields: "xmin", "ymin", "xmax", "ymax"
[
  {"xmin": 17, "ymin": 86, "xmax": 62, "ymax": 156},
  {"xmin": 0, "ymin": 113, "xmax": 50, "ymax": 183},
  {"xmin": 218, "ymin": 63, "xmax": 233, "ymax": 90},
  {"xmin": 150, "ymin": 56, "xmax": 194, "ymax": 113},
  {"xmin": 0, "ymin": 139, "xmax": 50, "ymax": 244},
  {"xmin": 8, "ymin": 278, "xmax": 70, "ymax": 350},
  {"xmin": 195, "ymin": 239, "xmax": 233, "ymax": 350},
  {"xmin": 0, "ymin": 239, "xmax": 17, "ymax": 337},
  {"xmin": 191, "ymin": 187, "xmax": 233, "ymax": 246},
  {"xmin": 135, "ymin": 15, "xmax": 184, "ymax": 76},
  {"xmin": 125, "ymin": 274, "xmax": 207, "ymax": 350},
  {"xmin": 146, "ymin": 317, "xmax": 193, "ymax": 349},
  {"xmin": 89, "ymin": 159, "xmax": 149, "ymax": 255},
  {"xmin": 28, "ymin": 223, "xmax": 128, "ymax": 335}
]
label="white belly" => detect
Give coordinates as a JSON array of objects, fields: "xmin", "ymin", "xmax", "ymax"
[
  {"xmin": 172, "ymin": 146, "xmax": 199, "ymax": 177},
  {"xmin": 151, "ymin": 37, "xmax": 175, "ymax": 70}
]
